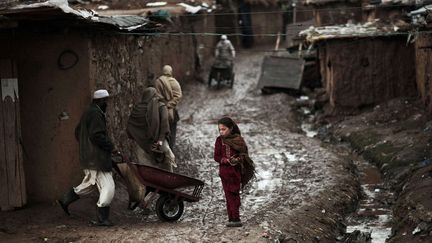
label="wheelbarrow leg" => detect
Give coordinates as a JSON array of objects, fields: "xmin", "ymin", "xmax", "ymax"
[
  {"xmin": 208, "ymin": 73, "xmax": 212, "ymax": 87},
  {"xmin": 142, "ymin": 189, "xmax": 159, "ymax": 209},
  {"xmin": 208, "ymin": 67, "xmax": 214, "ymax": 87},
  {"xmin": 216, "ymin": 71, "xmax": 221, "ymax": 89}
]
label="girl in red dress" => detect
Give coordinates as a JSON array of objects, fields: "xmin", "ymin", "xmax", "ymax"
[{"xmin": 214, "ymin": 117, "xmax": 255, "ymax": 227}]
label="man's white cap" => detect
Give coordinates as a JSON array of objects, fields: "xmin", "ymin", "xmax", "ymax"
[
  {"xmin": 221, "ymin": 34, "xmax": 227, "ymax": 40},
  {"xmin": 93, "ymin": 89, "xmax": 110, "ymax": 99}
]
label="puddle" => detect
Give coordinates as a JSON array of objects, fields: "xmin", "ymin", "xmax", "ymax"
[
  {"xmin": 288, "ymin": 178, "xmax": 303, "ymax": 183},
  {"xmin": 301, "ymin": 123, "xmax": 317, "ymax": 138},
  {"xmin": 283, "ymin": 152, "xmax": 298, "ymax": 161},
  {"xmin": 343, "ymin": 158, "xmax": 393, "ymax": 243}
]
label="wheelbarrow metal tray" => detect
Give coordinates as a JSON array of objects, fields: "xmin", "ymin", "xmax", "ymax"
[
  {"xmin": 132, "ymin": 164, "xmax": 204, "ymax": 202},
  {"xmin": 210, "ymin": 66, "xmax": 232, "ymax": 78}
]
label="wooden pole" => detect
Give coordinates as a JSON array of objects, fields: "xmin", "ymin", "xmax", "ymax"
[{"xmin": 274, "ymin": 32, "xmax": 281, "ymax": 51}]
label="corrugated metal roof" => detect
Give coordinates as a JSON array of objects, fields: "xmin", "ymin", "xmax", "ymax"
[
  {"xmin": 0, "ymin": 0, "xmax": 215, "ymax": 31},
  {"xmin": 305, "ymin": 0, "xmax": 360, "ymax": 5},
  {"xmin": 299, "ymin": 22, "xmax": 405, "ymax": 42},
  {"xmin": 97, "ymin": 15, "xmax": 150, "ymax": 30},
  {"xmin": 0, "ymin": 0, "xmax": 156, "ymax": 32},
  {"xmin": 72, "ymin": 0, "xmax": 213, "ymax": 11}
]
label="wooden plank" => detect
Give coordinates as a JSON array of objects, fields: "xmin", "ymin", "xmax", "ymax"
[
  {"xmin": 11, "ymin": 60, "xmax": 26, "ymax": 206},
  {"xmin": 0, "ymin": 59, "xmax": 25, "ymax": 208},
  {"xmin": 0, "ymin": 60, "xmax": 7, "ymax": 210},
  {"xmin": 0, "ymin": 73, "xmax": 9, "ymax": 210},
  {"xmin": 3, "ymin": 96, "xmax": 17, "ymax": 207},
  {"xmin": 257, "ymin": 55, "xmax": 303, "ymax": 90},
  {"xmin": 15, "ymin": 90, "xmax": 26, "ymax": 205}
]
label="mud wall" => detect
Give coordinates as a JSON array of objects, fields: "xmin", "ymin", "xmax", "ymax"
[
  {"xmin": 90, "ymin": 17, "xmax": 214, "ymax": 159},
  {"xmin": 214, "ymin": 4, "xmax": 283, "ymax": 47},
  {"xmin": 250, "ymin": 5, "xmax": 283, "ymax": 45},
  {"xmin": 0, "ymin": 0, "xmax": 18, "ymax": 8},
  {"xmin": 0, "ymin": 31, "xmax": 90, "ymax": 203},
  {"xmin": 318, "ymin": 43, "xmax": 327, "ymax": 90},
  {"xmin": 313, "ymin": 2, "xmax": 362, "ymax": 26},
  {"xmin": 321, "ymin": 37, "xmax": 416, "ymax": 109},
  {"xmin": 415, "ymin": 33, "xmax": 432, "ymax": 111},
  {"xmin": 363, "ymin": 7, "xmax": 406, "ymax": 24},
  {"xmin": 184, "ymin": 15, "xmax": 217, "ymax": 80},
  {"xmin": 214, "ymin": 8, "xmax": 239, "ymax": 46},
  {"xmin": 295, "ymin": 5, "xmax": 315, "ymax": 23},
  {"xmin": 0, "ymin": 15, "xmax": 214, "ymax": 204}
]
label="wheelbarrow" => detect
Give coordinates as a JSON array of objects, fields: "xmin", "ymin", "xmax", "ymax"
[
  {"xmin": 208, "ymin": 61, "xmax": 234, "ymax": 89},
  {"xmin": 119, "ymin": 161, "xmax": 205, "ymax": 222}
]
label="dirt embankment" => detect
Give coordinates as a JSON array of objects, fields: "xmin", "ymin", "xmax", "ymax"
[{"xmin": 309, "ymin": 96, "xmax": 432, "ymax": 242}]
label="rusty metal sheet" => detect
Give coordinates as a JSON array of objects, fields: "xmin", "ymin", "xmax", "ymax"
[
  {"xmin": 97, "ymin": 15, "xmax": 150, "ymax": 31},
  {"xmin": 0, "ymin": 1, "xmax": 152, "ymax": 32},
  {"xmin": 257, "ymin": 55, "xmax": 304, "ymax": 91}
]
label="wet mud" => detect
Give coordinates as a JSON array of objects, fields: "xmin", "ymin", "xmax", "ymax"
[{"xmin": 0, "ymin": 49, "xmax": 360, "ymax": 242}]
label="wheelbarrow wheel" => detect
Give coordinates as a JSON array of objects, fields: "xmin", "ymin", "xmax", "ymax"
[
  {"xmin": 156, "ymin": 194, "xmax": 184, "ymax": 221},
  {"xmin": 208, "ymin": 73, "xmax": 213, "ymax": 87},
  {"xmin": 229, "ymin": 73, "xmax": 235, "ymax": 89}
]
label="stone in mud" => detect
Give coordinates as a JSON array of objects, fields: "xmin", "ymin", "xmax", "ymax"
[
  {"xmin": 339, "ymin": 230, "xmax": 371, "ymax": 242},
  {"xmin": 412, "ymin": 222, "xmax": 431, "ymax": 235}
]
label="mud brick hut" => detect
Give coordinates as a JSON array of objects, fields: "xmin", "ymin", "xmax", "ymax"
[
  {"xmin": 0, "ymin": 0, "xmax": 215, "ymax": 209},
  {"xmin": 305, "ymin": 0, "xmax": 362, "ymax": 27},
  {"xmin": 300, "ymin": 23, "xmax": 417, "ymax": 110},
  {"xmin": 408, "ymin": 5, "xmax": 432, "ymax": 112},
  {"xmin": 362, "ymin": 0, "xmax": 416, "ymax": 25}
]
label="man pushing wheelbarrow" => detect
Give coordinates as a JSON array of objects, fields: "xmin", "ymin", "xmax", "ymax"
[
  {"xmin": 114, "ymin": 154, "xmax": 204, "ymax": 221},
  {"xmin": 115, "ymin": 86, "xmax": 204, "ymax": 221},
  {"xmin": 208, "ymin": 35, "xmax": 236, "ymax": 88}
]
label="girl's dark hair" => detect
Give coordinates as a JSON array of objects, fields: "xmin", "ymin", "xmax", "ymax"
[{"xmin": 218, "ymin": 117, "xmax": 241, "ymax": 135}]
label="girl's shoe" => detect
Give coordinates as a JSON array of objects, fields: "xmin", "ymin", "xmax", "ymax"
[{"xmin": 226, "ymin": 220, "xmax": 242, "ymax": 227}]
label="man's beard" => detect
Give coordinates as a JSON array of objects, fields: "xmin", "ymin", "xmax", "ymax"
[{"xmin": 99, "ymin": 102, "xmax": 107, "ymax": 113}]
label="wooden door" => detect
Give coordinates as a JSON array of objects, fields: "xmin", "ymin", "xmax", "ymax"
[{"xmin": 0, "ymin": 59, "xmax": 26, "ymax": 210}]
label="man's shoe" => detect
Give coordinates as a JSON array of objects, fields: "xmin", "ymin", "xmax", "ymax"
[
  {"xmin": 92, "ymin": 206, "xmax": 114, "ymax": 227},
  {"xmin": 57, "ymin": 188, "xmax": 80, "ymax": 216}
]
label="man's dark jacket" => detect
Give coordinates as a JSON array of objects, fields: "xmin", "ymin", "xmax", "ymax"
[{"xmin": 75, "ymin": 103, "xmax": 113, "ymax": 172}]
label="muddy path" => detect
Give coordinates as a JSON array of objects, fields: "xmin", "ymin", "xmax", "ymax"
[{"xmin": 0, "ymin": 50, "xmax": 359, "ymax": 242}]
